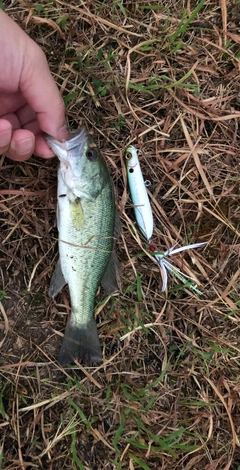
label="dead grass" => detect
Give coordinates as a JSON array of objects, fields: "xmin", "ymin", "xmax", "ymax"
[{"xmin": 0, "ymin": 1, "xmax": 240, "ymax": 469}]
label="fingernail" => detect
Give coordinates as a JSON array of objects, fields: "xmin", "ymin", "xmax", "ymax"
[
  {"xmin": 57, "ymin": 125, "xmax": 68, "ymax": 142},
  {"xmin": 12, "ymin": 137, "xmax": 34, "ymax": 156}
]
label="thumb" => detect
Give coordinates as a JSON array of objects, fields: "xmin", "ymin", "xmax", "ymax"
[{"xmin": 20, "ymin": 39, "xmax": 67, "ymax": 141}]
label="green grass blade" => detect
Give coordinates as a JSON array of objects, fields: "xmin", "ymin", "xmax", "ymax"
[
  {"xmin": 131, "ymin": 456, "xmax": 152, "ymax": 470},
  {"xmin": 71, "ymin": 429, "xmax": 85, "ymax": 470},
  {"xmin": 113, "ymin": 414, "xmax": 126, "ymax": 456},
  {"xmin": 68, "ymin": 399, "xmax": 94, "ymax": 431},
  {"xmin": 169, "ymin": 0, "xmax": 206, "ymax": 41}
]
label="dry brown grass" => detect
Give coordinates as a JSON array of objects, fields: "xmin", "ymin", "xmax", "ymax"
[{"xmin": 1, "ymin": 1, "xmax": 240, "ymax": 469}]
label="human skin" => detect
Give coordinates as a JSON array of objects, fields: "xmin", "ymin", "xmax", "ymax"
[{"xmin": 0, "ymin": 9, "xmax": 68, "ymax": 161}]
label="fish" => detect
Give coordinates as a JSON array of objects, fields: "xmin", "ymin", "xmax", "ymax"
[
  {"xmin": 45, "ymin": 128, "xmax": 121, "ymax": 365},
  {"xmin": 125, "ymin": 145, "xmax": 153, "ymax": 242}
]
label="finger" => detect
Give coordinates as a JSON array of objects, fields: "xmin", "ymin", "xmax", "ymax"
[
  {"xmin": 34, "ymin": 134, "xmax": 55, "ymax": 158},
  {"xmin": 0, "ymin": 114, "xmax": 54, "ymax": 159},
  {"xmin": 0, "ymin": 91, "xmax": 26, "ymax": 115},
  {"xmin": 20, "ymin": 42, "xmax": 68, "ymax": 141},
  {"xmin": 0, "ymin": 119, "xmax": 12, "ymax": 154},
  {"xmin": 23, "ymin": 119, "xmax": 41, "ymax": 136},
  {"xmin": 0, "ymin": 113, "xmax": 21, "ymax": 129},
  {"xmin": 7, "ymin": 129, "xmax": 35, "ymax": 161},
  {"xmin": 15, "ymin": 105, "xmax": 53, "ymax": 156},
  {"xmin": 20, "ymin": 119, "xmax": 55, "ymax": 157},
  {"xmin": 16, "ymin": 103, "xmax": 36, "ymax": 127}
]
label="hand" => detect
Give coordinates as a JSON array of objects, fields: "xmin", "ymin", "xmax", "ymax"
[{"xmin": 0, "ymin": 10, "xmax": 68, "ymax": 161}]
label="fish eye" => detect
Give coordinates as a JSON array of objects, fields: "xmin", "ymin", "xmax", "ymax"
[
  {"xmin": 86, "ymin": 148, "xmax": 98, "ymax": 161},
  {"xmin": 126, "ymin": 153, "xmax": 132, "ymax": 160}
]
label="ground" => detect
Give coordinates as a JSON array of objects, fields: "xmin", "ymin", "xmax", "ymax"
[{"xmin": 0, "ymin": 1, "xmax": 240, "ymax": 469}]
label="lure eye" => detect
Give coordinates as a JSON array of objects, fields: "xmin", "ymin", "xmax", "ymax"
[
  {"xmin": 126, "ymin": 153, "xmax": 132, "ymax": 160},
  {"xmin": 86, "ymin": 148, "xmax": 98, "ymax": 161}
]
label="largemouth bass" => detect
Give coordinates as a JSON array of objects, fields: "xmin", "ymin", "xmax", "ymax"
[{"xmin": 45, "ymin": 128, "xmax": 120, "ymax": 365}]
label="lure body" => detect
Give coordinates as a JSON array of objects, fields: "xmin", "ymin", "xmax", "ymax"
[{"xmin": 125, "ymin": 146, "xmax": 153, "ymax": 242}]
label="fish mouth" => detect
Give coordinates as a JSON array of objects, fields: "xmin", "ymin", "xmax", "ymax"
[
  {"xmin": 64, "ymin": 127, "xmax": 88, "ymax": 150},
  {"xmin": 44, "ymin": 127, "xmax": 88, "ymax": 160},
  {"xmin": 44, "ymin": 128, "xmax": 89, "ymax": 194}
]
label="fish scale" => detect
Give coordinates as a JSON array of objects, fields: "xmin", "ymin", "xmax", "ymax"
[
  {"xmin": 58, "ymin": 172, "xmax": 115, "ymax": 326},
  {"xmin": 45, "ymin": 128, "xmax": 120, "ymax": 365}
]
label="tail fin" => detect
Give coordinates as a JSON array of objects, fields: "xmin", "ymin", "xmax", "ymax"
[{"xmin": 58, "ymin": 318, "xmax": 102, "ymax": 366}]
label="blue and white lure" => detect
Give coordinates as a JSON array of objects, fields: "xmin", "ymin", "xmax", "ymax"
[
  {"xmin": 125, "ymin": 145, "xmax": 153, "ymax": 242},
  {"xmin": 125, "ymin": 145, "xmax": 207, "ymax": 294}
]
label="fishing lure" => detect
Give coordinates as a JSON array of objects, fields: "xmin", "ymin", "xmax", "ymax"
[
  {"xmin": 149, "ymin": 242, "xmax": 207, "ymax": 294},
  {"xmin": 125, "ymin": 145, "xmax": 153, "ymax": 242},
  {"xmin": 125, "ymin": 145, "xmax": 207, "ymax": 295}
]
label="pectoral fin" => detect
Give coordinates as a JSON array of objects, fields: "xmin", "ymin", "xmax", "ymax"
[
  {"xmin": 70, "ymin": 198, "xmax": 84, "ymax": 230},
  {"xmin": 101, "ymin": 251, "xmax": 122, "ymax": 295},
  {"xmin": 49, "ymin": 259, "xmax": 67, "ymax": 298}
]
